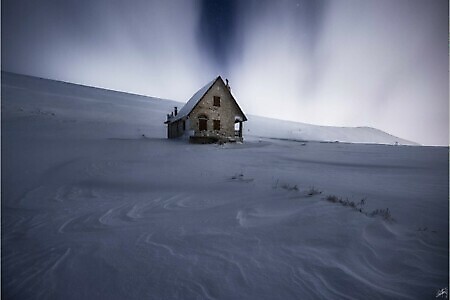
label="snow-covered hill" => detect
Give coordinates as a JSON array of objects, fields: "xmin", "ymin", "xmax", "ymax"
[
  {"xmin": 1, "ymin": 72, "xmax": 416, "ymax": 145},
  {"xmin": 245, "ymin": 116, "xmax": 417, "ymax": 145},
  {"xmin": 2, "ymin": 71, "xmax": 447, "ymax": 299}
]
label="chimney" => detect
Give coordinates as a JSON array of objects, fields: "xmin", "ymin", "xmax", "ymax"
[
  {"xmin": 174, "ymin": 106, "xmax": 178, "ymax": 116},
  {"xmin": 225, "ymin": 79, "xmax": 230, "ymax": 91}
]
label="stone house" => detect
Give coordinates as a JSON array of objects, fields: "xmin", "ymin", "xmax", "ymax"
[{"xmin": 164, "ymin": 76, "xmax": 247, "ymax": 143}]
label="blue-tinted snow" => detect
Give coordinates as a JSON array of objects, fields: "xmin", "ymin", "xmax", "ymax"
[{"xmin": 2, "ymin": 72, "xmax": 448, "ymax": 299}]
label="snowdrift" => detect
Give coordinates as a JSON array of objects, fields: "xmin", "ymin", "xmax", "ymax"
[{"xmin": 2, "ymin": 71, "xmax": 447, "ymax": 299}]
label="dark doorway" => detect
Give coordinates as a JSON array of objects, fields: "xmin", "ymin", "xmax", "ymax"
[{"xmin": 199, "ymin": 118, "xmax": 207, "ymax": 131}]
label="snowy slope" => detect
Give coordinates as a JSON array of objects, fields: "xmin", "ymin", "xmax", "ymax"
[
  {"xmin": 2, "ymin": 72, "xmax": 416, "ymax": 145},
  {"xmin": 2, "ymin": 72, "xmax": 448, "ymax": 299},
  {"xmin": 245, "ymin": 116, "xmax": 417, "ymax": 145}
]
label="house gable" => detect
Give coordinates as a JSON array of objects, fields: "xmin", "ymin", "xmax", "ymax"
[
  {"xmin": 165, "ymin": 76, "xmax": 247, "ymax": 142},
  {"xmin": 169, "ymin": 76, "xmax": 247, "ymax": 123},
  {"xmin": 189, "ymin": 79, "xmax": 245, "ymax": 126}
]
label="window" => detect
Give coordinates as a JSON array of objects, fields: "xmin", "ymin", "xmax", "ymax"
[
  {"xmin": 182, "ymin": 120, "xmax": 186, "ymax": 131},
  {"xmin": 213, "ymin": 120, "xmax": 220, "ymax": 131},
  {"xmin": 213, "ymin": 96, "xmax": 220, "ymax": 107},
  {"xmin": 198, "ymin": 115, "xmax": 208, "ymax": 131}
]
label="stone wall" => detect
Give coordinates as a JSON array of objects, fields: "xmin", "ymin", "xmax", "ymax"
[{"xmin": 189, "ymin": 80, "xmax": 245, "ymax": 141}]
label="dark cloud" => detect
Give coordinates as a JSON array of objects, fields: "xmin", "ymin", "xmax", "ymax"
[{"xmin": 197, "ymin": 0, "xmax": 237, "ymax": 71}]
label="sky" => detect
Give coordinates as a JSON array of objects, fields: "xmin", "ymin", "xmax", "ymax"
[{"xmin": 2, "ymin": 0, "xmax": 449, "ymax": 145}]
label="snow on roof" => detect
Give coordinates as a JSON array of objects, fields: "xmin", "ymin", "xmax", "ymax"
[{"xmin": 170, "ymin": 76, "xmax": 219, "ymax": 122}]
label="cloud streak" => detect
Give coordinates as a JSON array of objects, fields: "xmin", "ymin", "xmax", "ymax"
[
  {"xmin": 228, "ymin": 0, "xmax": 448, "ymax": 145},
  {"xmin": 3, "ymin": 0, "xmax": 216, "ymax": 101}
]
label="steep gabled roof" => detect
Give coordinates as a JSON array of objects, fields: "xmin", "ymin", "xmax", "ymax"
[
  {"xmin": 169, "ymin": 76, "xmax": 247, "ymax": 123},
  {"xmin": 170, "ymin": 77, "xmax": 218, "ymax": 122}
]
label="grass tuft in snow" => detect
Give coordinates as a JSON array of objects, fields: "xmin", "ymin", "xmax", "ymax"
[
  {"xmin": 273, "ymin": 181, "xmax": 322, "ymax": 197},
  {"xmin": 325, "ymin": 195, "xmax": 394, "ymax": 222},
  {"xmin": 368, "ymin": 208, "xmax": 394, "ymax": 221},
  {"xmin": 231, "ymin": 173, "xmax": 244, "ymax": 180},
  {"xmin": 230, "ymin": 173, "xmax": 254, "ymax": 183},
  {"xmin": 306, "ymin": 186, "xmax": 322, "ymax": 196},
  {"xmin": 280, "ymin": 183, "xmax": 299, "ymax": 191},
  {"xmin": 272, "ymin": 179, "xmax": 300, "ymax": 191}
]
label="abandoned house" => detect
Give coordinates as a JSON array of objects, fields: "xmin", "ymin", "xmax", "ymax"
[{"xmin": 164, "ymin": 76, "xmax": 247, "ymax": 143}]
